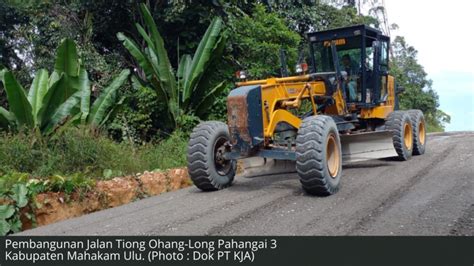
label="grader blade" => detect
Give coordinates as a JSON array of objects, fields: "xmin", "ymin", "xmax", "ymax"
[
  {"xmin": 340, "ymin": 131, "xmax": 396, "ymax": 163},
  {"xmin": 239, "ymin": 131, "xmax": 396, "ymax": 177},
  {"xmin": 240, "ymin": 157, "xmax": 296, "ymax": 178}
]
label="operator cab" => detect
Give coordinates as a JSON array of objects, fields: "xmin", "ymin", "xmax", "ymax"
[{"xmin": 308, "ymin": 25, "xmax": 390, "ymax": 107}]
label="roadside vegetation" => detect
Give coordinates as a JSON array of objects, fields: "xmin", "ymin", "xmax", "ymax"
[
  {"xmin": 0, "ymin": 0, "xmax": 450, "ymax": 234},
  {"xmin": 0, "ymin": 127, "xmax": 187, "ymax": 178},
  {"xmin": 0, "ymin": 127, "xmax": 187, "ymax": 235}
]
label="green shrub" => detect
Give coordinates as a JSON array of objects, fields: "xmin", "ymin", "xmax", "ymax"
[
  {"xmin": 0, "ymin": 127, "xmax": 188, "ymax": 179},
  {"xmin": 142, "ymin": 131, "xmax": 188, "ymax": 171},
  {"xmin": 0, "ymin": 179, "xmax": 28, "ymax": 235},
  {"xmin": 108, "ymin": 83, "xmax": 164, "ymax": 144},
  {"xmin": 0, "ymin": 171, "xmax": 96, "ymax": 235},
  {"xmin": 0, "ymin": 128, "xmax": 189, "ymax": 235},
  {"xmin": 0, "ymin": 132, "xmax": 48, "ymax": 174},
  {"xmin": 49, "ymin": 128, "xmax": 137, "ymax": 177}
]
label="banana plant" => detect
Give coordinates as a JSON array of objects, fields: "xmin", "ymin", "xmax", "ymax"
[
  {"xmin": 0, "ymin": 39, "xmax": 130, "ymax": 135},
  {"xmin": 117, "ymin": 3, "xmax": 227, "ymax": 129}
]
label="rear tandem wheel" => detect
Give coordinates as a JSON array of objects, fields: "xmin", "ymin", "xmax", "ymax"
[
  {"xmin": 386, "ymin": 111, "xmax": 414, "ymax": 160},
  {"xmin": 407, "ymin": 109, "xmax": 427, "ymax": 155}
]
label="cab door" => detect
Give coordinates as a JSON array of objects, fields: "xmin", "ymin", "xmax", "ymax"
[{"xmin": 373, "ymin": 36, "xmax": 390, "ymax": 104}]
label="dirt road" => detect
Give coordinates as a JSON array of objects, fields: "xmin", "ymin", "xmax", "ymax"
[{"xmin": 20, "ymin": 132, "xmax": 473, "ymax": 236}]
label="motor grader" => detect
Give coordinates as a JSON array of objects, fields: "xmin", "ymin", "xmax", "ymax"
[{"xmin": 187, "ymin": 25, "xmax": 426, "ymax": 196}]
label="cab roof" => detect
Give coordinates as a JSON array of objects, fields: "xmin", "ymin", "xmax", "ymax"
[{"xmin": 307, "ymin": 24, "xmax": 387, "ymax": 42}]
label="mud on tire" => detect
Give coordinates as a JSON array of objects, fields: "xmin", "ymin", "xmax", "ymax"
[
  {"xmin": 296, "ymin": 115, "xmax": 342, "ymax": 196},
  {"xmin": 187, "ymin": 121, "xmax": 236, "ymax": 191},
  {"xmin": 407, "ymin": 109, "xmax": 426, "ymax": 155},
  {"xmin": 385, "ymin": 111, "xmax": 413, "ymax": 160}
]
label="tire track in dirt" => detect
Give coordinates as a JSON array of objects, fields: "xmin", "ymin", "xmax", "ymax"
[
  {"xmin": 153, "ymin": 189, "xmax": 297, "ymax": 235},
  {"xmin": 207, "ymin": 189, "xmax": 304, "ymax": 235},
  {"xmin": 346, "ymin": 144, "xmax": 456, "ymax": 234}
]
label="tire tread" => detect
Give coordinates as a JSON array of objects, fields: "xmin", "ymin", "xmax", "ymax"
[
  {"xmin": 187, "ymin": 121, "xmax": 235, "ymax": 191},
  {"xmin": 296, "ymin": 115, "xmax": 341, "ymax": 196}
]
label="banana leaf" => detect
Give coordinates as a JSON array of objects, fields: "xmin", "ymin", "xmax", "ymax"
[
  {"xmin": 177, "ymin": 54, "xmax": 192, "ymax": 85},
  {"xmin": 0, "ymin": 107, "xmax": 14, "ymax": 129},
  {"xmin": 37, "ymin": 74, "xmax": 77, "ymax": 128},
  {"xmin": 48, "ymin": 112, "xmax": 82, "ymax": 139},
  {"xmin": 98, "ymin": 96, "xmax": 125, "ymax": 128},
  {"xmin": 87, "ymin": 69, "xmax": 130, "ymax": 127},
  {"xmin": 116, "ymin": 31, "xmax": 169, "ymax": 106},
  {"xmin": 70, "ymin": 69, "xmax": 91, "ymax": 123},
  {"xmin": 139, "ymin": 3, "xmax": 176, "ymax": 100},
  {"xmin": 27, "ymin": 69, "xmax": 49, "ymax": 124},
  {"xmin": 42, "ymin": 91, "xmax": 81, "ymax": 135},
  {"xmin": 187, "ymin": 33, "xmax": 227, "ymax": 110},
  {"xmin": 194, "ymin": 81, "xmax": 227, "ymax": 117},
  {"xmin": 183, "ymin": 17, "xmax": 224, "ymax": 103},
  {"xmin": 143, "ymin": 47, "xmax": 170, "ymax": 104},
  {"xmin": 48, "ymin": 71, "xmax": 61, "ymax": 88},
  {"xmin": 117, "ymin": 33, "xmax": 154, "ymax": 80},
  {"xmin": 135, "ymin": 23, "xmax": 156, "ymax": 51},
  {"xmin": 54, "ymin": 39, "xmax": 79, "ymax": 77},
  {"xmin": 2, "ymin": 71, "xmax": 34, "ymax": 128}
]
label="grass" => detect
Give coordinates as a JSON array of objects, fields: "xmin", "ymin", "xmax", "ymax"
[
  {"xmin": 0, "ymin": 127, "xmax": 189, "ymax": 236},
  {"xmin": 0, "ymin": 127, "xmax": 188, "ymax": 179}
]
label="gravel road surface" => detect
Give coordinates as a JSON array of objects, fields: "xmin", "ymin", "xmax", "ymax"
[{"xmin": 19, "ymin": 132, "xmax": 474, "ymax": 236}]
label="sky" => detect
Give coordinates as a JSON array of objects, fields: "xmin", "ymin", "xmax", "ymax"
[{"xmin": 384, "ymin": 0, "xmax": 474, "ymax": 131}]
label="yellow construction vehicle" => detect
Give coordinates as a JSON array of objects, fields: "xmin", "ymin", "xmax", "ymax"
[{"xmin": 187, "ymin": 25, "xmax": 426, "ymax": 196}]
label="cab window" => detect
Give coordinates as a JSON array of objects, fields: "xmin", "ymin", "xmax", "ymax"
[
  {"xmin": 312, "ymin": 36, "xmax": 362, "ymax": 73},
  {"xmin": 380, "ymin": 40, "xmax": 389, "ymax": 72}
]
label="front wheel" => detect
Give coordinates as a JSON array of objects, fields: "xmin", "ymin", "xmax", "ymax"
[
  {"xmin": 187, "ymin": 121, "xmax": 236, "ymax": 191},
  {"xmin": 296, "ymin": 115, "xmax": 342, "ymax": 196}
]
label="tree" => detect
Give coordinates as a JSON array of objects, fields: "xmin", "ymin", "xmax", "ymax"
[
  {"xmin": 229, "ymin": 4, "xmax": 301, "ymax": 78},
  {"xmin": 0, "ymin": 1, "xmax": 29, "ymax": 109},
  {"xmin": 2, "ymin": 0, "xmax": 133, "ymax": 96},
  {"xmin": 268, "ymin": 1, "xmax": 379, "ymax": 37},
  {"xmin": 390, "ymin": 36, "xmax": 450, "ymax": 131},
  {"xmin": 118, "ymin": 4, "xmax": 227, "ymax": 131},
  {"xmin": 1, "ymin": 0, "xmax": 449, "ymax": 138}
]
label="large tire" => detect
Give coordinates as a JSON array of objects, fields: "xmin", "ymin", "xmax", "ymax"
[
  {"xmin": 407, "ymin": 109, "xmax": 426, "ymax": 155},
  {"xmin": 187, "ymin": 121, "xmax": 236, "ymax": 191},
  {"xmin": 296, "ymin": 115, "xmax": 342, "ymax": 196},
  {"xmin": 385, "ymin": 111, "xmax": 413, "ymax": 160}
]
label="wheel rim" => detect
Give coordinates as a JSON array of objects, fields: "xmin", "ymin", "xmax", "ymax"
[
  {"xmin": 213, "ymin": 136, "xmax": 232, "ymax": 176},
  {"xmin": 419, "ymin": 121, "xmax": 426, "ymax": 145},
  {"xmin": 326, "ymin": 133, "xmax": 340, "ymax": 178},
  {"xmin": 403, "ymin": 122, "xmax": 413, "ymax": 150}
]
